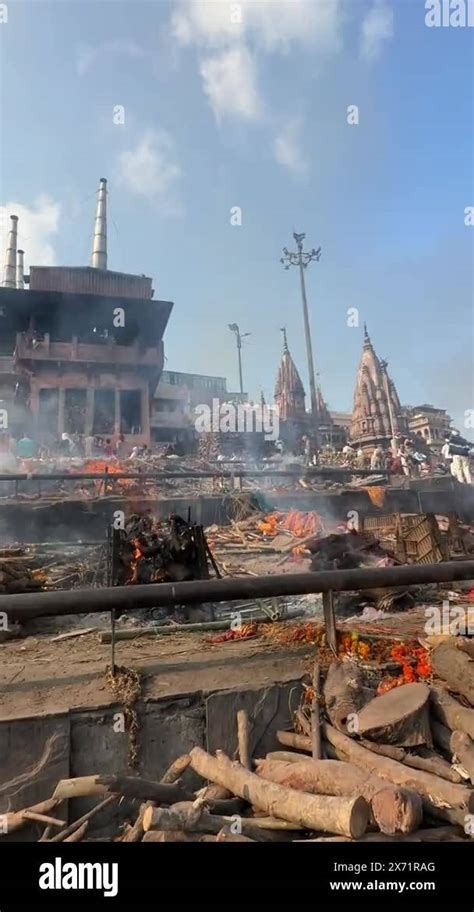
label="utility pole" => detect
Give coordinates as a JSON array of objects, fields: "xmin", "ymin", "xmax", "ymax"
[
  {"xmin": 228, "ymin": 323, "xmax": 250, "ymax": 395},
  {"xmin": 280, "ymin": 232, "xmax": 321, "ymax": 446}
]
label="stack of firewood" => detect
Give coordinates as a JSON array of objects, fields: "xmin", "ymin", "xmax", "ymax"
[
  {"xmin": 3, "ymin": 637, "xmax": 473, "ymax": 843},
  {"xmin": 0, "ymin": 555, "xmax": 44, "ymax": 594}
]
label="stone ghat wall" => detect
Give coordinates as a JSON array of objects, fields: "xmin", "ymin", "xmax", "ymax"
[
  {"xmin": 0, "ymin": 477, "xmax": 472, "ymax": 543},
  {"xmin": 0, "ymin": 679, "xmax": 303, "ymax": 840}
]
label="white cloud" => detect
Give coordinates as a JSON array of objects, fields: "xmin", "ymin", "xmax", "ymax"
[
  {"xmin": 171, "ymin": 0, "xmax": 343, "ymax": 53},
  {"xmin": 77, "ymin": 40, "xmax": 145, "ymax": 76},
  {"xmin": 170, "ymin": 0, "xmax": 344, "ymax": 121},
  {"xmin": 0, "ymin": 196, "xmax": 60, "ymax": 273},
  {"xmin": 200, "ymin": 46, "xmax": 261, "ymax": 121},
  {"xmin": 360, "ymin": 1, "xmax": 394, "ymax": 61},
  {"xmin": 116, "ymin": 130, "xmax": 182, "ymax": 209},
  {"xmin": 273, "ymin": 119, "xmax": 308, "ymax": 177}
]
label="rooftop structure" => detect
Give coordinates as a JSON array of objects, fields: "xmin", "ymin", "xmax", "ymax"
[{"xmin": 0, "ymin": 179, "xmax": 172, "ymax": 445}]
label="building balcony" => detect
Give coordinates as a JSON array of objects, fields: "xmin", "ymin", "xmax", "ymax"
[
  {"xmin": 150, "ymin": 411, "xmax": 191, "ymax": 429},
  {"xmin": 14, "ymin": 334, "xmax": 162, "ymax": 368},
  {"xmin": 154, "ymin": 381, "xmax": 189, "ymax": 401}
]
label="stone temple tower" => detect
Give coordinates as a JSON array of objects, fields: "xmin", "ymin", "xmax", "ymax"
[
  {"xmin": 349, "ymin": 325, "xmax": 406, "ymax": 450},
  {"xmin": 274, "ymin": 328, "xmax": 306, "ymax": 421}
]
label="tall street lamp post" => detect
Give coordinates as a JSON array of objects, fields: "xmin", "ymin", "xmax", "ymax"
[
  {"xmin": 228, "ymin": 323, "xmax": 250, "ymax": 395},
  {"xmin": 280, "ymin": 232, "xmax": 321, "ymax": 447}
]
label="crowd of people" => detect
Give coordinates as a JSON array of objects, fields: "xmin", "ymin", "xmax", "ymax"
[
  {"xmin": 280, "ymin": 429, "xmax": 473, "ymax": 484},
  {"xmin": 0, "ymin": 427, "xmax": 472, "ymax": 485},
  {"xmin": 0, "ymin": 430, "xmax": 151, "ymax": 467}
]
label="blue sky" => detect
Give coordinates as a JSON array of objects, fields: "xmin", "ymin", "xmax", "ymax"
[{"xmin": 1, "ymin": 0, "xmax": 473, "ymax": 431}]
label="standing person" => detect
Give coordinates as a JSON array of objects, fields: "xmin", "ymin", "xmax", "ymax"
[
  {"xmin": 447, "ymin": 430, "xmax": 472, "ymax": 484},
  {"xmin": 16, "ymin": 432, "xmax": 36, "ymax": 459},
  {"xmin": 84, "ymin": 433, "xmax": 95, "ymax": 458},
  {"xmin": 356, "ymin": 447, "xmax": 366, "ymax": 470},
  {"xmin": 398, "ymin": 439, "xmax": 415, "ymax": 477},
  {"xmin": 302, "ymin": 434, "xmax": 317, "ymax": 467},
  {"xmin": 115, "ymin": 432, "xmax": 125, "ymax": 458},
  {"xmin": 103, "ymin": 438, "xmax": 114, "ymax": 458},
  {"xmin": 442, "ymin": 435, "xmax": 455, "ymax": 476},
  {"xmin": 60, "ymin": 432, "xmax": 77, "ymax": 456},
  {"xmin": 370, "ymin": 445, "xmax": 383, "ymax": 471}
]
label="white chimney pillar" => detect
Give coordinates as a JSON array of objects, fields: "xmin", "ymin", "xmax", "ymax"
[
  {"xmin": 17, "ymin": 249, "xmax": 25, "ymax": 289},
  {"xmin": 91, "ymin": 177, "xmax": 107, "ymax": 270},
  {"xmin": 3, "ymin": 214, "xmax": 19, "ymax": 288}
]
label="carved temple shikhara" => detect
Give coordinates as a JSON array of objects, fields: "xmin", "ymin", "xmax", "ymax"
[
  {"xmin": 273, "ymin": 324, "xmax": 414, "ymax": 453},
  {"xmin": 348, "ymin": 325, "xmax": 408, "ymax": 451}
]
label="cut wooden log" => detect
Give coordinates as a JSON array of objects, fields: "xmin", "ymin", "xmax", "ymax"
[
  {"xmin": 311, "ymin": 660, "xmax": 322, "ymax": 759},
  {"xmin": 120, "ymin": 755, "xmax": 195, "ymax": 841},
  {"xmin": 359, "ymin": 737, "xmax": 462, "ymax": 783},
  {"xmin": 237, "ymin": 710, "xmax": 251, "ymax": 769},
  {"xmin": 216, "ymin": 830, "xmax": 256, "ymax": 842},
  {"xmin": 430, "ymin": 686, "xmax": 474, "ymax": 738},
  {"xmin": 432, "ymin": 721, "xmax": 453, "ymax": 754},
  {"xmin": 295, "ymin": 709, "xmax": 311, "ymax": 737},
  {"xmin": 160, "ymin": 754, "xmax": 191, "ymax": 785},
  {"xmin": 266, "ymin": 751, "xmax": 311, "ymax": 764},
  {"xmin": 189, "ymin": 746, "xmax": 369, "ymax": 838},
  {"xmin": 255, "ymin": 758, "xmax": 421, "ymax": 834},
  {"xmin": 450, "ymin": 731, "xmax": 474, "ymax": 782},
  {"xmin": 276, "ymin": 731, "xmax": 312, "ymax": 753},
  {"xmin": 359, "ymin": 740, "xmax": 405, "ymax": 761},
  {"xmin": 121, "ymin": 801, "xmax": 152, "ymax": 843},
  {"xmin": 49, "ymin": 795, "xmax": 117, "ymax": 843},
  {"xmin": 431, "ymin": 644, "xmax": 474, "ymax": 705},
  {"xmin": 96, "ymin": 775, "xmax": 192, "ymax": 804},
  {"xmin": 196, "ymin": 783, "xmax": 233, "ymax": 801},
  {"xmin": 143, "ymin": 803, "xmax": 212, "ymax": 833},
  {"xmin": 142, "ymin": 830, "xmax": 203, "ymax": 842},
  {"xmin": 356, "ymin": 683, "xmax": 432, "ymax": 747},
  {"xmin": 52, "ymin": 776, "xmax": 106, "ymax": 801},
  {"xmin": 203, "ymin": 797, "xmax": 243, "ymax": 816},
  {"xmin": 322, "ymin": 722, "xmax": 474, "ymax": 813},
  {"xmin": 22, "ymin": 810, "xmax": 66, "ymax": 827},
  {"xmin": 143, "ymin": 803, "xmax": 298, "ymax": 841},
  {"xmin": 323, "ymin": 738, "xmax": 470, "ymax": 828},
  {"xmin": 3, "ymin": 798, "xmax": 62, "ymax": 834},
  {"xmin": 406, "ymin": 747, "xmax": 463, "ymax": 783},
  {"xmin": 64, "ymin": 821, "xmax": 89, "ymax": 842},
  {"xmin": 298, "ymin": 826, "xmax": 466, "ymax": 842},
  {"xmin": 238, "ymin": 816, "xmax": 303, "ymax": 831},
  {"xmin": 323, "ymin": 660, "xmax": 373, "ymax": 734}
]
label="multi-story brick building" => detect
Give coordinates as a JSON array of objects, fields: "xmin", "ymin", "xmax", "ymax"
[{"xmin": 0, "ymin": 180, "xmax": 172, "ymax": 447}]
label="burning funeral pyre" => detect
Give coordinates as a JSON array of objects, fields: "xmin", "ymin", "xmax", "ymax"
[{"xmin": 115, "ymin": 512, "xmax": 217, "ymax": 587}]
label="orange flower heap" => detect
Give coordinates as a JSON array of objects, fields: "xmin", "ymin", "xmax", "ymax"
[
  {"xmin": 338, "ymin": 633, "xmax": 371, "ymax": 660},
  {"xmin": 377, "ymin": 643, "xmax": 431, "ymax": 694}
]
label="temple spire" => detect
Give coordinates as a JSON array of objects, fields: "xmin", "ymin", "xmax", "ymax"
[
  {"xmin": 274, "ymin": 330, "xmax": 306, "ymax": 421},
  {"xmin": 349, "ymin": 329, "xmax": 406, "ymax": 449}
]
